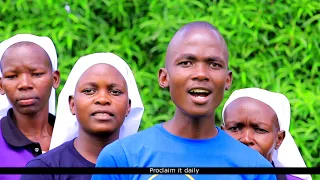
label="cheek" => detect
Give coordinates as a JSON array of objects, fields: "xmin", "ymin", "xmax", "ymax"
[
  {"xmin": 168, "ymin": 76, "xmax": 185, "ymax": 97},
  {"xmin": 74, "ymin": 98, "xmax": 91, "ymax": 116},
  {"xmin": 2, "ymin": 80, "xmax": 15, "ymax": 92},
  {"xmin": 224, "ymin": 130, "xmax": 237, "ymax": 138},
  {"xmin": 2, "ymin": 82, "xmax": 16, "ymax": 100},
  {"xmin": 231, "ymin": 133, "xmax": 242, "ymax": 140},
  {"xmin": 114, "ymin": 102, "xmax": 129, "ymax": 118},
  {"xmin": 256, "ymin": 134, "xmax": 276, "ymax": 153},
  {"xmin": 211, "ymin": 72, "xmax": 228, "ymax": 88},
  {"xmin": 37, "ymin": 75, "xmax": 54, "ymax": 88}
]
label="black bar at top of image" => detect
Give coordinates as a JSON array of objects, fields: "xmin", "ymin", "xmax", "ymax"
[{"xmin": 0, "ymin": 167, "xmax": 319, "ymax": 175}]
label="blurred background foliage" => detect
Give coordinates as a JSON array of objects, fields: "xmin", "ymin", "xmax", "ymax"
[{"xmin": 0, "ymin": 0, "xmax": 319, "ymax": 177}]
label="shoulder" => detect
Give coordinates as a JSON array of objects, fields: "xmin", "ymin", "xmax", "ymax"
[
  {"xmin": 27, "ymin": 140, "xmax": 72, "ymax": 167},
  {"xmin": 26, "ymin": 158, "xmax": 50, "ymax": 167},
  {"xmin": 96, "ymin": 125, "xmax": 160, "ymax": 167},
  {"xmin": 108, "ymin": 124, "xmax": 160, "ymax": 151}
]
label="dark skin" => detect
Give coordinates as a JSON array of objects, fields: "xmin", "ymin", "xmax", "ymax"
[
  {"xmin": 69, "ymin": 64, "xmax": 131, "ymax": 164},
  {"xmin": 222, "ymin": 97, "xmax": 285, "ymax": 162},
  {"xmin": 0, "ymin": 42, "xmax": 60, "ymax": 151},
  {"xmin": 158, "ymin": 22, "xmax": 232, "ymax": 139}
]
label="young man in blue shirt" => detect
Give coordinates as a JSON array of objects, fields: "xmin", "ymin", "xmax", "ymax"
[{"xmin": 92, "ymin": 21, "xmax": 276, "ymax": 180}]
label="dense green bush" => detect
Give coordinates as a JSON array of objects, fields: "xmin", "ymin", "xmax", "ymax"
[{"xmin": 1, "ymin": 0, "xmax": 319, "ymax": 178}]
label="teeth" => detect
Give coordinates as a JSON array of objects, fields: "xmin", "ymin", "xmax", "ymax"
[
  {"xmin": 195, "ymin": 96, "xmax": 205, "ymax": 99},
  {"xmin": 190, "ymin": 89, "xmax": 210, "ymax": 93},
  {"xmin": 94, "ymin": 113, "xmax": 109, "ymax": 116}
]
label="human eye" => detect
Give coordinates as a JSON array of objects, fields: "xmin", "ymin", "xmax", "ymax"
[
  {"xmin": 32, "ymin": 73, "xmax": 45, "ymax": 77},
  {"xmin": 255, "ymin": 128, "xmax": 268, "ymax": 134},
  {"xmin": 82, "ymin": 88, "xmax": 96, "ymax": 95},
  {"xmin": 209, "ymin": 62, "xmax": 222, "ymax": 69},
  {"xmin": 178, "ymin": 61, "xmax": 192, "ymax": 67},
  {"xmin": 5, "ymin": 75, "xmax": 17, "ymax": 79},
  {"xmin": 110, "ymin": 90, "xmax": 123, "ymax": 96},
  {"xmin": 228, "ymin": 126, "xmax": 242, "ymax": 132}
]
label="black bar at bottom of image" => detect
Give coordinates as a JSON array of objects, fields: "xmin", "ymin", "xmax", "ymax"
[{"xmin": 0, "ymin": 167, "xmax": 319, "ymax": 175}]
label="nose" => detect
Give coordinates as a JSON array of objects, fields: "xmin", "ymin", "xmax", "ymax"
[
  {"xmin": 191, "ymin": 63, "xmax": 209, "ymax": 81},
  {"xmin": 94, "ymin": 90, "xmax": 111, "ymax": 105},
  {"xmin": 17, "ymin": 74, "xmax": 33, "ymax": 91},
  {"xmin": 239, "ymin": 130, "xmax": 255, "ymax": 147}
]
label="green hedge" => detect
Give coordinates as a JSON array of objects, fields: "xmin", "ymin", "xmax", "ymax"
[{"xmin": 1, "ymin": 0, "xmax": 319, "ymax": 177}]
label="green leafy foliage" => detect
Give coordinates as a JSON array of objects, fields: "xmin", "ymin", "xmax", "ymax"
[{"xmin": 1, "ymin": 0, "xmax": 319, "ymax": 177}]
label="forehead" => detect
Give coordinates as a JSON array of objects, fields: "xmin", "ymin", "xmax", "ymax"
[
  {"xmin": 168, "ymin": 28, "xmax": 228, "ymax": 62},
  {"xmin": 1, "ymin": 42, "xmax": 51, "ymax": 70},
  {"xmin": 224, "ymin": 97, "xmax": 278, "ymax": 125},
  {"xmin": 182, "ymin": 28, "xmax": 224, "ymax": 45},
  {"xmin": 76, "ymin": 64, "xmax": 127, "ymax": 87}
]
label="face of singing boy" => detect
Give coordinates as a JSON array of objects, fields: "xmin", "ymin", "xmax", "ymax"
[
  {"xmin": 69, "ymin": 64, "xmax": 131, "ymax": 137},
  {"xmin": 158, "ymin": 24, "xmax": 232, "ymax": 118},
  {"xmin": 0, "ymin": 42, "xmax": 60, "ymax": 115},
  {"xmin": 222, "ymin": 97, "xmax": 285, "ymax": 161}
]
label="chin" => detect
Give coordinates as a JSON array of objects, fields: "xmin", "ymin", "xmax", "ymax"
[
  {"xmin": 186, "ymin": 112, "xmax": 211, "ymax": 119},
  {"xmin": 16, "ymin": 107, "xmax": 42, "ymax": 115},
  {"xmin": 183, "ymin": 108, "xmax": 213, "ymax": 118},
  {"xmin": 90, "ymin": 127, "xmax": 119, "ymax": 138}
]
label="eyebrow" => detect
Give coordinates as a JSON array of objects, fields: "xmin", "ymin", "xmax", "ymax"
[
  {"xmin": 225, "ymin": 118, "xmax": 272, "ymax": 127},
  {"xmin": 80, "ymin": 82, "xmax": 125, "ymax": 89},
  {"xmin": 1, "ymin": 64, "xmax": 50, "ymax": 72},
  {"xmin": 177, "ymin": 54, "xmax": 197, "ymax": 61},
  {"xmin": 108, "ymin": 83, "xmax": 123, "ymax": 89},
  {"xmin": 177, "ymin": 53, "xmax": 225, "ymax": 63},
  {"xmin": 80, "ymin": 82, "xmax": 98, "ymax": 88}
]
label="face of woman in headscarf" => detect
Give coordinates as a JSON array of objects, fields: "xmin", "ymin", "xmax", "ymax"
[
  {"xmin": 222, "ymin": 97, "xmax": 285, "ymax": 162},
  {"xmin": 69, "ymin": 63, "xmax": 131, "ymax": 138},
  {"xmin": 0, "ymin": 42, "xmax": 60, "ymax": 115}
]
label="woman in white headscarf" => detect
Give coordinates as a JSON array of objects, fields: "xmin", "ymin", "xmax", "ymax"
[
  {"xmin": 21, "ymin": 53, "xmax": 144, "ymax": 180},
  {"xmin": 0, "ymin": 34, "xmax": 60, "ymax": 180},
  {"xmin": 0, "ymin": 34, "xmax": 58, "ymax": 119},
  {"xmin": 221, "ymin": 88, "xmax": 312, "ymax": 180}
]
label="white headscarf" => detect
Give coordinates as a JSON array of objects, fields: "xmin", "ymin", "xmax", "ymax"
[
  {"xmin": 222, "ymin": 88, "xmax": 312, "ymax": 180},
  {"xmin": 0, "ymin": 34, "xmax": 58, "ymax": 118},
  {"xmin": 49, "ymin": 52, "xmax": 144, "ymax": 150}
]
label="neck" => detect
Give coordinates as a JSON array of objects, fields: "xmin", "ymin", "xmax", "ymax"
[
  {"xmin": 13, "ymin": 106, "xmax": 52, "ymax": 139},
  {"xmin": 74, "ymin": 129, "xmax": 119, "ymax": 164},
  {"xmin": 267, "ymin": 153, "xmax": 273, "ymax": 164},
  {"xmin": 163, "ymin": 108, "xmax": 217, "ymax": 139}
]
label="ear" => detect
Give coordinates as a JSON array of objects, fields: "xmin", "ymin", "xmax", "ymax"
[
  {"xmin": 52, "ymin": 70, "xmax": 61, "ymax": 89},
  {"xmin": 275, "ymin": 130, "xmax": 285, "ymax": 150},
  {"xmin": 225, "ymin": 70, "xmax": 233, "ymax": 90},
  {"xmin": 0, "ymin": 77, "xmax": 5, "ymax": 95},
  {"xmin": 68, "ymin": 95, "xmax": 76, "ymax": 115},
  {"xmin": 158, "ymin": 68, "xmax": 169, "ymax": 88},
  {"xmin": 126, "ymin": 99, "xmax": 131, "ymax": 117}
]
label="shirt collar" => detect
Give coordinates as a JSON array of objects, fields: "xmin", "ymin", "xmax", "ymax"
[{"xmin": 1, "ymin": 108, "xmax": 55, "ymax": 147}]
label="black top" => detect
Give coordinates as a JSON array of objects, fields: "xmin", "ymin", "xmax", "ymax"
[
  {"xmin": 1, "ymin": 108, "xmax": 55, "ymax": 157},
  {"xmin": 272, "ymin": 161, "xmax": 287, "ymax": 180},
  {"xmin": 20, "ymin": 139, "xmax": 95, "ymax": 180}
]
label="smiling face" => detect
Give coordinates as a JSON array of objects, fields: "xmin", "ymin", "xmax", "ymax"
[
  {"xmin": 69, "ymin": 64, "xmax": 131, "ymax": 137},
  {"xmin": 159, "ymin": 26, "xmax": 232, "ymax": 118},
  {"xmin": 0, "ymin": 42, "xmax": 60, "ymax": 115},
  {"xmin": 222, "ymin": 97, "xmax": 285, "ymax": 161}
]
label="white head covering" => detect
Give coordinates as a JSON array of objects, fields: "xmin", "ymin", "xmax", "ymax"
[
  {"xmin": 222, "ymin": 88, "xmax": 312, "ymax": 180},
  {"xmin": 49, "ymin": 52, "xmax": 144, "ymax": 150},
  {"xmin": 0, "ymin": 34, "xmax": 58, "ymax": 118}
]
